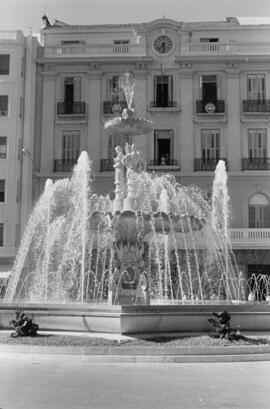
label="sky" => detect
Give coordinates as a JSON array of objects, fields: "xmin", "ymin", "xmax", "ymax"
[{"xmin": 1, "ymin": 0, "xmax": 270, "ymax": 33}]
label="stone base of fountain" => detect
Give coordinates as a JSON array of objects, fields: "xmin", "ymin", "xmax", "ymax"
[{"xmin": 1, "ymin": 304, "xmax": 270, "ymax": 334}]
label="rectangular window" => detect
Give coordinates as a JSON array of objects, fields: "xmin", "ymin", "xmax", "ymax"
[
  {"xmin": 62, "ymin": 130, "xmax": 80, "ymax": 161},
  {"xmin": 0, "ymin": 55, "xmax": 10, "ymax": 75},
  {"xmin": 63, "ymin": 77, "xmax": 81, "ymax": 114},
  {"xmin": 0, "ymin": 180, "xmax": 5, "ymax": 202},
  {"xmin": 154, "ymin": 129, "xmax": 174, "ymax": 164},
  {"xmin": 0, "ymin": 223, "xmax": 3, "ymax": 247},
  {"xmin": 201, "ymin": 75, "xmax": 218, "ymax": 103},
  {"xmin": 249, "ymin": 206, "xmax": 270, "ymax": 228},
  {"xmin": 108, "ymin": 75, "xmax": 125, "ymax": 103},
  {"xmin": 201, "ymin": 129, "xmax": 220, "ymax": 160},
  {"xmin": 0, "ymin": 95, "xmax": 8, "ymax": 116},
  {"xmin": 200, "ymin": 38, "xmax": 219, "ymax": 43},
  {"xmin": 248, "ymin": 129, "xmax": 267, "ymax": 158},
  {"xmin": 0, "ymin": 137, "xmax": 7, "ymax": 158},
  {"xmin": 154, "ymin": 75, "xmax": 173, "ymax": 107},
  {"xmin": 247, "ymin": 74, "xmax": 266, "ymax": 100}
]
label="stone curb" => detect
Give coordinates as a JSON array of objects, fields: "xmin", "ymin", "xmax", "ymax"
[{"xmin": 0, "ymin": 345, "xmax": 270, "ymax": 363}]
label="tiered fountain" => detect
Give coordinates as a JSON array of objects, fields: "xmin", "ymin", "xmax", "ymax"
[{"xmin": 1, "ymin": 73, "xmax": 270, "ymax": 334}]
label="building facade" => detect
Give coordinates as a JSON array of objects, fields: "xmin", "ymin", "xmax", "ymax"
[
  {"xmin": 1, "ymin": 17, "xmax": 270, "ymax": 287},
  {"xmin": 0, "ymin": 31, "xmax": 38, "ymax": 280}
]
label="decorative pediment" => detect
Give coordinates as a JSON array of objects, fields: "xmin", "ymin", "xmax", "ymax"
[{"xmin": 142, "ymin": 18, "xmax": 182, "ymax": 34}]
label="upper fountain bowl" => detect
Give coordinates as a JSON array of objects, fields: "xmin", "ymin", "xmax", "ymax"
[{"xmin": 104, "ymin": 108, "xmax": 154, "ymax": 137}]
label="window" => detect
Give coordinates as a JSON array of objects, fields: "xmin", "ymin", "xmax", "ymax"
[
  {"xmin": 154, "ymin": 75, "xmax": 173, "ymax": 107},
  {"xmin": 108, "ymin": 75, "xmax": 125, "ymax": 103},
  {"xmin": 247, "ymin": 74, "xmax": 265, "ymax": 100},
  {"xmin": 62, "ymin": 130, "xmax": 80, "ymax": 162},
  {"xmin": 154, "ymin": 129, "xmax": 174, "ymax": 164},
  {"xmin": 0, "ymin": 95, "xmax": 8, "ymax": 116},
  {"xmin": 201, "ymin": 129, "xmax": 220, "ymax": 160},
  {"xmin": 200, "ymin": 75, "xmax": 219, "ymax": 104},
  {"xmin": 0, "ymin": 223, "xmax": 3, "ymax": 247},
  {"xmin": 113, "ymin": 40, "xmax": 129, "ymax": 45},
  {"xmin": 0, "ymin": 180, "xmax": 5, "ymax": 202},
  {"xmin": 0, "ymin": 137, "xmax": 7, "ymax": 158},
  {"xmin": 61, "ymin": 40, "xmax": 84, "ymax": 45},
  {"xmin": 248, "ymin": 129, "xmax": 267, "ymax": 158},
  {"xmin": 249, "ymin": 193, "xmax": 270, "ymax": 228},
  {"xmin": 0, "ymin": 55, "xmax": 10, "ymax": 75},
  {"xmin": 63, "ymin": 76, "xmax": 81, "ymax": 113},
  {"xmin": 200, "ymin": 38, "xmax": 219, "ymax": 43}
]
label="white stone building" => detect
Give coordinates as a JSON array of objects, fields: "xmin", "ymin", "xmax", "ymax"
[
  {"xmin": 0, "ymin": 31, "xmax": 38, "ymax": 282},
  {"xmin": 2, "ymin": 16, "xmax": 270, "ymax": 289}
]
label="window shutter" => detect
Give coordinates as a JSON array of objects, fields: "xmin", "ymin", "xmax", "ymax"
[
  {"xmin": 249, "ymin": 206, "xmax": 256, "ymax": 228},
  {"xmin": 154, "ymin": 76, "xmax": 157, "ymax": 104},
  {"xmin": 168, "ymin": 75, "xmax": 173, "ymax": 103},
  {"xmin": 73, "ymin": 77, "xmax": 81, "ymax": 101}
]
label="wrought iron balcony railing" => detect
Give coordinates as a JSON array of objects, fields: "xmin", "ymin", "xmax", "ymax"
[
  {"xmin": 149, "ymin": 101, "xmax": 178, "ymax": 109},
  {"xmin": 148, "ymin": 159, "xmax": 179, "ymax": 167},
  {"xmin": 242, "ymin": 158, "xmax": 270, "ymax": 171},
  {"xmin": 242, "ymin": 100, "xmax": 270, "ymax": 113},
  {"xmin": 103, "ymin": 101, "xmax": 127, "ymax": 115},
  {"xmin": 54, "ymin": 159, "xmax": 78, "ymax": 172},
  {"xmin": 196, "ymin": 100, "xmax": 225, "ymax": 114},
  {"xmin": 57, "ymin": 101, "xmax": 86, "ymax": 115},
  {"xmin": 100, "ymin": 159, "xmax": 114, "ymax": 172},
  {"xmin": 194, "ymin": 158, "xmax": 227, "ymax": 171}
]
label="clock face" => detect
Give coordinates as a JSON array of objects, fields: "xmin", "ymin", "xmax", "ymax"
[{"xmin": 153, "ymin": 35, "xmax": 173, "ymax": 54}]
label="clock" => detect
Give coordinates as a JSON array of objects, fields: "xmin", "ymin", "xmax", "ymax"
[{"xmin": 153, "ymin": 35, "xmax": 173, "ymax": 54}]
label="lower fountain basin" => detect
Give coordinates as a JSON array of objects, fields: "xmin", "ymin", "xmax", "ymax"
[{"xmin": 1, "ymin": 303, "xmax": 270, "ymax": 334}]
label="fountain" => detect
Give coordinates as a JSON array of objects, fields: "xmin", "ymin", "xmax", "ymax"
[{"xmin": 1, "ymin": 72, "xmax": 270, "ymax": 334}]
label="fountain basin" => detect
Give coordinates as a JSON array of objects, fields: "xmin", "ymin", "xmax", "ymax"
[{"xmin": 1, "ymin": 304, "xmax": 270, "ymax": 334}]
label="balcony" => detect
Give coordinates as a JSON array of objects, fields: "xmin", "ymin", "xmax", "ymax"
[
  {"xmin": 54, "ymin": 159, "xmax": 77, "ymax": 172},
  {"xmin": 194, "ymin": 158, "xmax": 227, "ymax": 171},
  {"xmin": 103, "ymin": 101, "xmax": 127, "ymax": 115},
  {"xmin": 57, "ymin": 101, "xmax": 86, "ymax": 116},
  {"xmin": 230, "ymin": 228, "xmax": 270, "ymax": 249},
  {"xmin": 179, "ymin": 42, "xmax": 270, "ymax": 57},
  {"xmin": 41, "ymin": 44, "xmax": 147, "ymax": 58},
  {"xmin": 147, "ymin": 159, "xmax": 180, "ymax": 171},
  {"xmin": 243, "ymin": 100, "xmax": 270, "ymax": 113},
  {"xmin": 149, "ymin": 101, "xmax": 178, "ymax": 108},
  {"xmin": 242, "ymin": 158, "xmax": 270, "ymax": 171},
  {"xmin": 100, "ymin": 159, "xmax": 114, "ymax": 172},
  {"xmin": 196, "ymin": 100, "xmax": 225, "ymax": 114}
]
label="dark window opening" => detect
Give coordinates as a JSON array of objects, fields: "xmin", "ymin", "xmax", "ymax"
[
  {"xmin": 200, "ymin": 38, "xmax": 219, "ymax": 43},
  {"xmin": 0, "ymin": 137, "xmax": 7, "ymax": 159},
  {"xmin": 0, "ymin": 223, "xmax": 3, "ymax": 247},
  {"xmin": 154, "ymin": 75, "xmax": 173, "ymax": 107},
  {"xmin": 202, "ymin": 75, "xmax": 217, "ymax": 105},
  {"xmin": 154, "ymin": 129, "xmax": 174, "ymax": 165},
  {"xmin": 0, "ymin": 95, "xmax": 8, "ymax": 116},
  {"xmin": 0, "ymin": 55, "xmax": 10, "ymax": 75},
  {"xmin": 0, "ymin": 180, "xmax": 5, "ymax": 202}
]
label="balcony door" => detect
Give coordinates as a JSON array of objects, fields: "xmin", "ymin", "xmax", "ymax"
[
  {"xmin": 247, "ymin": 74, "xmax": 265, "ymax": 100},
  {"xmin": 154, "ymin": 75, "xmax": 173, "ymax": 107},
  {"xmin": 64, "ymin": 77, "xmax": 81, "ymax": 114},
  {"xmin": 201, "ymin": 129, "xmax": 220, "ymax": 160},
  {"xmin": 248, "ymin": 129, "xmax": 267, "ymax": 159},
  {"xmin": 201, "ymin": 75, "xmax": 218, "ymax": 104},
  {"xmin": 154, "ymin": 129, "xmax": 174, "ymax": 165},
  {"xmin": 249, "ymin": 193, "xmax": 270, "ymax": 228},
  {"xmin": 62, "ymin": 130, "xmax": 80, "ymax": 163}
]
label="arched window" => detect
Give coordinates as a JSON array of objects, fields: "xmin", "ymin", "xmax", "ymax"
[{"xmin": 249, "ymin": 193, "xmax": 270, "ymax": 228}]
